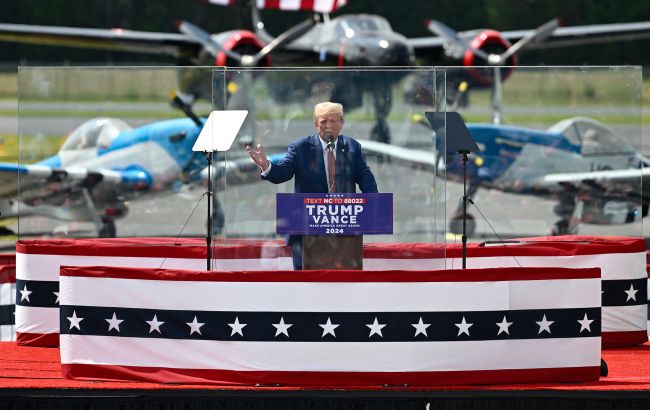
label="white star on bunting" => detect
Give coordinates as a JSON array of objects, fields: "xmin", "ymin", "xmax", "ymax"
[
  {"xmin": 455, "ymin": 316, "xmax": 473, "ymax": 336},
  {"xmin": 625, "ymin": 284, "xmax": 638, "ymax": 302},
  {"xmin": 273, "ymin": 317, "xmax": 293, "ymax": 337},
  {"xmin": 53, "ymin": 291, "xmax": 59, "ymax": 304},
  {"xmin": 187, "ymin": 316, "xmax": 205, "ymax": 335},
  {"xmin": 411, "ymin": 316, "xmax": 430, "ymax": 337},
  {"xmin": 366, "ymin": 317, "xmax": 386, "ymax": 338},
  {"xmin": 496, "ymin": 316, "xmax": 513, "ymax": 335},
  {"xmin": 146, "ymin": 315, "xmax": 164, "ymax": 334},
  {"xmin": 536, "ymin": 314, "xmax": 554, "ymax": 334},
  {"xmin": 105, "ymin": 312, "xmax": 124, "ymax": 332},
  {"xmin": 67, "ymin": 310, "xmax": 84, "ymax": 330},
  {"xmin": 319, "ymin": 317, "xmax": 339, "ymax": 337},
  {"xmin": 19, "ymin": 284, "xmax": 32, "ymax": 303},
  {"xmin": 228, "ymin": 316, "xmax": 247, "ymax": 336},
  {"xmin": 577, "ymin": 313, "xmax": 594, "ymax": 333}
]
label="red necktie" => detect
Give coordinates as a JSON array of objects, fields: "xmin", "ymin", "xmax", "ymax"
[{"xmin": 327, "ymin": 143, "xmax": 336, "ymax": 193}]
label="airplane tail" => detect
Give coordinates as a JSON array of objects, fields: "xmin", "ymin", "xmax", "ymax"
[{"xmin": 209, "ymin": 0, "xmax": 347, "ymax": 12}]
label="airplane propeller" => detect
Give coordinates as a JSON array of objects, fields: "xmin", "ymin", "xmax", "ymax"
[
  {"xmin": 426, "ymin": 18, "xmax": 559, "ymax": 124},
  {"xmin": 251, "ymin": 18, "xmax": 315, "ymax": 66},
  {"xmin": 177, "ymin": 21, "xmax": 241, "ymax": 62},
  {"xmin": 425, "ymin": 18, "xmax": 559, "ymax": 67},
  {"xmin": 426, "ymin": 20, "xmax": 491, "ymax": 61},
  {"xmin": 177, "ymin": 18, "xmax": 314, "ymax": 67},
  {"xmin": 498, "ymin": 18, "xmax": 559, "ymax": 63}
]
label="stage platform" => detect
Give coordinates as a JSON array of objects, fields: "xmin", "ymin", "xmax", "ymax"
[{"xmin": 2, "ymin": 342, "xmax": 650, "ymax": 409}]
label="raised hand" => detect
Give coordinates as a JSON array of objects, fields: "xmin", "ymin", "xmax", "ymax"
[{"xmin": 245, "ymin": 143, "xmax": 270, "ymax": 171}]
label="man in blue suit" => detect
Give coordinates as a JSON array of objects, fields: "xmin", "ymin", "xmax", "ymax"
[{"xmin": 246, "ymin": 102, "xmax": 378, "ymax": 269}]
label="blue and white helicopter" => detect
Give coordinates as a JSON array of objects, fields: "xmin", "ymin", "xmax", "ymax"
[
  {"xmin": 0, "ymin": 98, "xmax": 276, "ymax": 237},
  {"xmin": 357, "ymin": 115, "xmax": 650, "ymax": 236}
]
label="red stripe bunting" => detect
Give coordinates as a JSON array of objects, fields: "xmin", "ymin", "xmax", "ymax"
[
  {"xmin": 62, "ymin": 363, "xmax": 600, "ymax": 386},
  {"xmin": 59, "ymin": 265, "xmax": 601, "ymax": 282},
  {"xmin": 263, "ymin": 0, "xmax": 280, "ymax": 9},
  {"xmin": 17, "ymin": 332, "xmax": 59, "ymax": 347},
  {"xmin": 301, "ymin": 0, "xmax": 315, "ymax": 11},
  {"xmin": 602, "ymin": 330, "xmax": 649, "ymax": 347},
  {"xmin": 0, "ymin": 264, "xmax": 15, "ymax": 284},
  {"xmin": 17, "ymin": 236, "xmax": 645, "ymax": 259}
]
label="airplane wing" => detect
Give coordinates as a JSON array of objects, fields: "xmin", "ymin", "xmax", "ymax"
[
  {"xmin": 0, "ymin": 162, "xmax": 152, "ymax": 198},
  {"xmin": 357, "ymin": 138, "xmax": 650, "ymax": 199},
  {"xmin": 543, "ymin": 167, "xmax": 650, "ymax": 184},
  {"xmin": 201, "ymin": 153, "xmax": 289, "ymax": 186},
  {"xmin": 357, "ymin": 139, "xmax": 438, "ymax": 172},
  {"xmin": 500, "ymin": 21, "xmax": 650, "ymax": 49},
  {"xmin": 407, "ymin": 21, "xmax": 650, "ymax": 52},
  {"xmin": 542, "ymin": 166, "xmax": 650, "ymax": 229},
  {"xmin": 199, "ymin": 142, "xmax": 438, "ymax": 187},
  {"xmin": 0, "ymin": 23, "xmax": 202, "ymax": 56}
]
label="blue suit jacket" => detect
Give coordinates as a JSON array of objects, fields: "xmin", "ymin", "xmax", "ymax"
[{"xmin": 264, "ymin": 134, "xmax": 378, "ymax": 194}]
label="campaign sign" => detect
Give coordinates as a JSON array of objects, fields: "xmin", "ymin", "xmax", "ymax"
[{"xmin": 276, "ymin": 193, "xmax": 393, "ymax": 235}]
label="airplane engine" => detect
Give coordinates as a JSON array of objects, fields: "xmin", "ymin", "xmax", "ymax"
[
  {"xmin": 404, "ymin": 30, "xmax": 519, "ymax": 108},
  {"xmin": 460, "ymin": 30, "xmax": 518, "ymax": 87},
  {"xmin": 212, "ymin": 30, "xmax": 272, "ymax": 68}
]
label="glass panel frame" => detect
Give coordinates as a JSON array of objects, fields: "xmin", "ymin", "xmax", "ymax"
[
  {"xmin": 439, "ymin": 65, "xmax": 644, "ymax": 242},
  {"xmin": 210, "ymin": 66, "xmax": 444, "ymax": 268},
  {"xmin": 13, "ymin": 65, "xmax": 643, "ymax": 269},
  {"xmin": 15, "ymin": 66, "xmax": 215, "ymax": 240}
]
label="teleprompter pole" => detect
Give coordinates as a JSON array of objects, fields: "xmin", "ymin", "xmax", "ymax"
[
  {"xmin": 461, "ymin": 151, "xmax": 469, "ymax": 270},
  {"xmin": 205, "ymin": 151, "xmax": 213, "ymax": 271}
]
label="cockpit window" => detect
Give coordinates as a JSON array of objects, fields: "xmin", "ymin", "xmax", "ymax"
[
  {"xmin": 61, "ymin": 118, "xmax": 132, "ymax": 151},
  {"xmin": 562, "ymin": 123, "xmax": 581, "ymax": 146},
  {"xmin": 335, "ymin": 15, "xmax": 392, "ymax": 37},
  {"xmin": 574, "ymin": 121, "xmax": 631, "ymax": 155},
  {"xmin": 549, "ymin": 118, "xmax": 633, "ymax": 155}
]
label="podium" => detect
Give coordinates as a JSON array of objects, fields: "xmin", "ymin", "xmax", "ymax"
[
  {"xmin": 302, "ymin": 235, "xmax": 363, "ymax": 270},
  {"xmin": 276, "ymin": 192, "xmax": 393, "ymax": 270}
]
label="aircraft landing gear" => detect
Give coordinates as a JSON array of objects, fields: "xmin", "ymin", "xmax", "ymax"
[
  {"xmin": 551, "ymin": 185, "xmax": 581, "ymax": 236},
  {"xmin": 98, "ymin": 218, "xmax": 116, "ymax": 238},
  {"xmin": 551, "ymin": 214, "xmax": 581, "ymax": 236},
  {"xmin": 370, "ymin": 82, "xmax": 392, "ymax": 144},
  {"xmin": 96, "ymin": 199, "xmax": 128, "ymax": 238},
  {"xmin": 449, "ymin": 212, "xmax": 476, "ymax": 237},
  {"xmin": 449, "ymin": 182, "xmax": 479, "ymax": 237},
  {"xmin": 370, "ymin": 119, "xmax": 390, "ymax": 145},
  {"xmin": 212, "ymin": 198, "xmax": 225, "ymax": 236},
  {"xmin": 0, "ymin": 226, "xmax": 15, "ymax": 236}
]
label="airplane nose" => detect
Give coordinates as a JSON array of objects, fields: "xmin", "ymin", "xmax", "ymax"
[{"xmin": 378, "ymin": 40, "xmax": 414, "ymax": 66}]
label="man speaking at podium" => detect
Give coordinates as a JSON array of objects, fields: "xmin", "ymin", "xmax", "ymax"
[{"xmin": 246, "ymin": 102, "xmax": 378, "ymax": 270}]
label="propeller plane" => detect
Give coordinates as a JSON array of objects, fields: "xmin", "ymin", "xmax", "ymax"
[{"xmin": 0, "ymin": 2, "xmax": 649, "ymax": 142}]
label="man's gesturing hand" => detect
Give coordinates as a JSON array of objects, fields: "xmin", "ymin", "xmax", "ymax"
[{"xmin": 246, "ymin": 144, "xmax": 270, "ymax": 172}]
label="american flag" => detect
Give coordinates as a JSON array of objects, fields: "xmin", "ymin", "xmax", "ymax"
[
  {"xmin": 60, "ymin": 265, "xmax": 601, "ymax": 386},
  {"xmin": 208, "ymin": 0, "xmax": 347, "ymax": 13}
]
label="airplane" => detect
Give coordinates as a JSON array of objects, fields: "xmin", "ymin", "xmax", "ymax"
[
  {"xmin": 0, "ymin": 98, "xmax": 283, "ymax": 238},
  {"xmin": 356, "ymin": 115, "xmax": 650, "ymax": 237},
  {"xmin": 1, "ymin": 2, "xmax": 649, "ymax": 142},
  {"xmin": 2, "ymin": 96, "xmax": 644, "ymax": 239}
]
